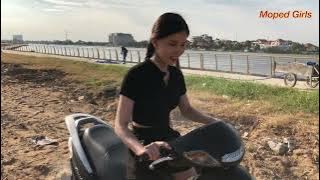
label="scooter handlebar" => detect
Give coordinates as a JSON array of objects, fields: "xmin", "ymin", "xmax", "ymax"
[{"xmin": 136, "ymin": 147, "xmax": 176, "ymax": 171}]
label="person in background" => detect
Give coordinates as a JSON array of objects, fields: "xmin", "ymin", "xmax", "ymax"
[{"xmin": 121, "ymin": 46, "xmax": 128, "ymax": 64}]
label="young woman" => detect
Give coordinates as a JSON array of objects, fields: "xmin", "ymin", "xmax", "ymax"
[{"xmin": 115, "ymin": 12, "xmax": 221, "ymax": 180}]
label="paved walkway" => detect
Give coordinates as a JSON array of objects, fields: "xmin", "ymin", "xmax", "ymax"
[{"xmin": 3, "ymin": 50, "xmax": 318, "ymax": 90}]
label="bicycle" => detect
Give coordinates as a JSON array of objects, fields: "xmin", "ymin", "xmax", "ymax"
[
  {"xmin": 275, "ymin": 61, "xmax": 319, "ymax": 88},
  {"xmin": 305, "ymin": 62, "xmax": 319, "ymax": 88}
]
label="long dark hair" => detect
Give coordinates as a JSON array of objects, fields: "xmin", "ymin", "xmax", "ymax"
[{"xmin": 145, "ymin": 12, "xmax": 190, "ymax": 63}]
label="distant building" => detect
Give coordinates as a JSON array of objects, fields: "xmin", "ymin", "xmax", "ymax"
[
  {"xmin": 271, "ymin": 39, "xmax": 288, "ymax": 46},
  {"xmin": 191, "ymin": 34, "xmax": 213, "ymax": 48},
  {"xmin": 253, "ymin": 39, "xmax": 291, "ymax": 50},
  {"xmin": 252, "ymin": 39, "xmax": 271, "ymax": 49},
  {"xmin": 13, "ymin": 35, "xmax": 23, "ymax": 43},
  {"xmin": 255, "ymin": 39, "xmax": 268, "ymax": 44},
  {"xmin": 271, "ymin": 39, "xmax": 291, "ymax": 50},
  {"xmin": 304, "ymin": 43, "xmax": 319, "ymax": 52},
  {"xmin": 108, "ymin": 33, "xmax": 135, "ymax": 46}
]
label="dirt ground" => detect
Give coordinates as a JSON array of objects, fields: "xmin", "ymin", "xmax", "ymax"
[{"xmin": 1, "ymin": 61, "xmax": 319, "ymax": 180}]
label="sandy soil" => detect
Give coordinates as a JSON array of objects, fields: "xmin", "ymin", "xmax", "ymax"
[{"xmin": 1, "ymin": 61, "xmax": 319, "ymax": 180}]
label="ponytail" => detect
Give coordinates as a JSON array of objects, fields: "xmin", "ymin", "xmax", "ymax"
[
  {"xmin": 145, "ymin": 42, "xmax": 155, "ymax": 60},
  {"xmin": 176, "ymin": 60, "xmax": 181, "ymax": 69}
]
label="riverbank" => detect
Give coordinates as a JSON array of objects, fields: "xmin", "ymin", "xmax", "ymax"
[{"xmin": 3, "ymin": 50, "xmax": 318, "ymax": 91}]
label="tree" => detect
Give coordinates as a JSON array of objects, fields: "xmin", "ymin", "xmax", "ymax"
[
  {"xmin": 252, "ymin": 44, "xmax": 260, "ymax": 51},
  {"xmin": 244, "ymin": 41, "xmax": 252, "ymax": 48},
  {"xmin": 290, "ymin": 42, "xmax": 305, "ymax": 53}
]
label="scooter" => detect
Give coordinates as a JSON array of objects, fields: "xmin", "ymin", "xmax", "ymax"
[{"xmin": 65, "ymin": 113, "xmax": 253, "ymax": 180}]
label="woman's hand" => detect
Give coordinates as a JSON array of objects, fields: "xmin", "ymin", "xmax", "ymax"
[{"xmin": 137, "ymin": 141, "xmax": 171, "ymax": 161}]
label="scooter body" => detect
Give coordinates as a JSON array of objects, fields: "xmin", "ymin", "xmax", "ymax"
[{"xmin": 65, "ymin": 113, "xmax": 252, "ymax": 180}]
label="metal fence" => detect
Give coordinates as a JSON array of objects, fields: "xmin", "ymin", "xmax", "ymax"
[{"xmin": 14, "ymin": 44, "xmax": 319, "ymax": 77}]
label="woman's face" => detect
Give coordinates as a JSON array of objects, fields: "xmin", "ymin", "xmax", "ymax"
[{"xmin": 152, "ymin": 31, "xmax": 188, "ymax": 66}]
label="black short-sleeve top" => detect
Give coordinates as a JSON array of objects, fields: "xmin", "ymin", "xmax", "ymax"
[{"xmin": 120, "ymin": 60, "xmax": 187, "ymax": 128}]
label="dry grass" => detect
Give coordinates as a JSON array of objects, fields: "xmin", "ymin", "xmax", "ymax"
[{"xmin": 1, "ymin": 53, "xmax": 128, "ymax": 89}]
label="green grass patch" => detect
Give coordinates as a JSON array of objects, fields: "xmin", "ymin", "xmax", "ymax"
[{"xmin": 185, "ymin": 75, "xmax": 319, "ymax": 114}]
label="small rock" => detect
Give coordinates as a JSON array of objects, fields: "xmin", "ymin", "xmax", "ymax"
[
  {"xmin": 268, "ymin": 141, "xmax": 289, "ymax": 155},
  {"xmin": 31, "ymin": 135, "xmax": 58, "ymax": 146},
  {"xmin": 242, "ymin": 132, "xmax": 249, "ymax": 139},
  {"xmin": 267, "ymin": 140, "xmax": 277, "ymax": 149},
  {"xmin": 78, "ymin": 96, "xmax": 85, "ymax": 101},
  {"xmin": 222, "ymin": 95, "xmax": 229, "ymax": 99},
  {"xmin": 247, "ymin": 144, "xmax": 257, "ymax": 153}
]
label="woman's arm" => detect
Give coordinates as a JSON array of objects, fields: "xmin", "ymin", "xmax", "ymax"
[
  {"xmin": 115, "ymin": 95, "xmax": 171, "ymax": 160},
  {"xmin": 114, "ymin": 95, "xmax": 145, "ymax": 156},
  {"xmin": 178, "ymin": 94, "xmax": 222, "ymax": 124}
]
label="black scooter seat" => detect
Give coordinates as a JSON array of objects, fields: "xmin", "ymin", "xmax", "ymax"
[{"xmin": 82, "ymin": 124, "xmax": 128, "ymax": 180}]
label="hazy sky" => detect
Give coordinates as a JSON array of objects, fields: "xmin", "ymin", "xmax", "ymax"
[{"xmin": 1, "ymin": 0, "xmax": 319, "ymax": 45}]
